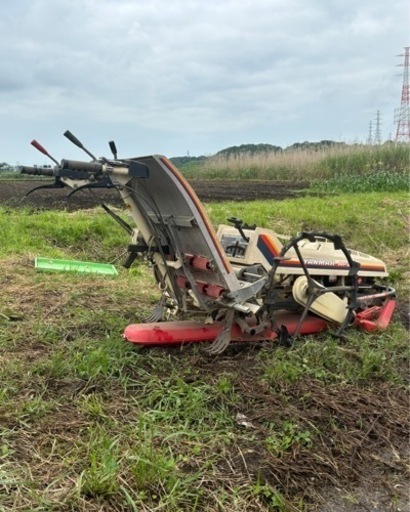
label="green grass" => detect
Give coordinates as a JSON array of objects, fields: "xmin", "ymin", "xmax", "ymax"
[
  {"xmin": 261, "ymin": 325, "xmax": 409, "ymax": 386},
  {"xmin": 0, "ymin": 207, "xmax": 131, "ymax": 260},
  {"xmin": 312, "ymin": 170, "xmax": 409, "ymax": 194},
  {"xmin": 207, "ymin": 192, "xmax": 409, "ymax": 256},
  {"xmin": 0, "ymin": 193, "xmax": 409, "ymax": 511}
]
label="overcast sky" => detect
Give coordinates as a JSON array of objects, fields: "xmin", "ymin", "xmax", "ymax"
[{"xmin": 1, "ymin": 0, "xmax": 409, "ymax": 165}]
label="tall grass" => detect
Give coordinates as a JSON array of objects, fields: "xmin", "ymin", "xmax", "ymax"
[{"xmin": 182, "ymin": 144, "xmax": 410, "ymax": 184}]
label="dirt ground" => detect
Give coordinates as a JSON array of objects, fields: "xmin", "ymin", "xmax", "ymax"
[{"xmin": 0, "ymin": 179, "xmax": 309, "ymax": 210}]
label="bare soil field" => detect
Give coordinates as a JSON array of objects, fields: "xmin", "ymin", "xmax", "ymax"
[{"xmin": 0, "ymin": 179, "xmax": 309, "ymax": 210}]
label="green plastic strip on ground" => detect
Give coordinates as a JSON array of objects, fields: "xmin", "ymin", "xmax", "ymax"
[{"xmin": 35, "ymin": 257, "xmax": 118, "ymax": 275}]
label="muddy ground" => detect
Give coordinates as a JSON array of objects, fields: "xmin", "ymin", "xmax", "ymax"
[{"xmin": 0, "ymin": 179, "xmax": 309, "ymax": 210}]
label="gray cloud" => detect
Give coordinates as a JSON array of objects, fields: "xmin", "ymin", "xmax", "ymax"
[{"xmin": 0, "ymin": 0, "xmax": 408, "ymax": 163}]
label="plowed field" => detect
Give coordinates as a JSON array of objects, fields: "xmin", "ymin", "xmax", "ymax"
[{"xmin": 0, "ymin": 179, "xmax": 309, "ymax": 210}]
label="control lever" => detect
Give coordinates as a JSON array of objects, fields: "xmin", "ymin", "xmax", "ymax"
[
  {"xmin": 227, "ymin": 217, "xmax": 250, "ymax": 242},
  {"xmin": 109, "ymin": 141, "xmax": 118, "ymax": 159},
  {"xmin": 22, "ymin": 141, "xmax": 64, "ymax": 196},
  {"xmin": 63, "ymin": 130, "xmax": 97, "ymax": 160},
  {"xmin": 30, "ymin": 140, "xmax": 59, "ymax": 165}
]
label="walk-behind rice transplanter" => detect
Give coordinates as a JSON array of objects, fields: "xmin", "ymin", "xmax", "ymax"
[{"xmin": 20, "ymin": 132, "xmax": 396, "ymax": 354}]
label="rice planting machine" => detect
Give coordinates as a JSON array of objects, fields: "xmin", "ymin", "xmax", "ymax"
[{"xmin": 20, "ymin": 132, "xmax": 396, "ymax": 353}]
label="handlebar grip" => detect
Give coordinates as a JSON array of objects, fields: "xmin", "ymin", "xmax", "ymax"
[
  {"xmin": 61, "ymin": 159, "xmax": 103, "ymax": 173},
  {"xmin": 63, "ymin": 130, "xmax": 84, "ymax": 149},
  {"xmin": 30, "ymin": 140, "xmax": 49, "ymax": 156},
  {"xmin": 20, "ymin": 166, "xmax": 54, "ymax": 177}
]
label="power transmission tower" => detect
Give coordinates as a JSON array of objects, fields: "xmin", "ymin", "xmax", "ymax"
[
  {"xmin": 394, "ymin": 46, "xmax": 410, "ymax": 143},
  {"xmin": 374, "ymin": 110, "xmax": 382, "ymax": 144},
  {"xmin": 367, "ymin": 121, "xmax": 373, "ymax": 144}
]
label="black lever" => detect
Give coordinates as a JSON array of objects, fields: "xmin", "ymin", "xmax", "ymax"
[
  {"xmin": 109, "ymin": 141, "xmax": 118, "ymax": 159},
  {"xmin": 63, "ymin": 130, "xmax": 97, "ymax": 160},
  {"xmin": 227, "ymin": 217, "xmax": 250, "ymax": 242}
]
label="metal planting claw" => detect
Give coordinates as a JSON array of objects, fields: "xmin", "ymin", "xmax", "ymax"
[
  {"xmin": 204, "ymin": 310, "xmax": 234, "ymax": 355},
  {"xmin": 143, "ymin": 297, "xmax": 167, "ymax": 323}
]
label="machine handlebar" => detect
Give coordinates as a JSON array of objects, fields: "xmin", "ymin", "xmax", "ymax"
[
  {"xmin": 60, "ymin": 159, "xmax": 104, "ymax": 174},
  {"xmin": 20, "ymin": 166, "xmax": 55, "ymax": 177}
]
